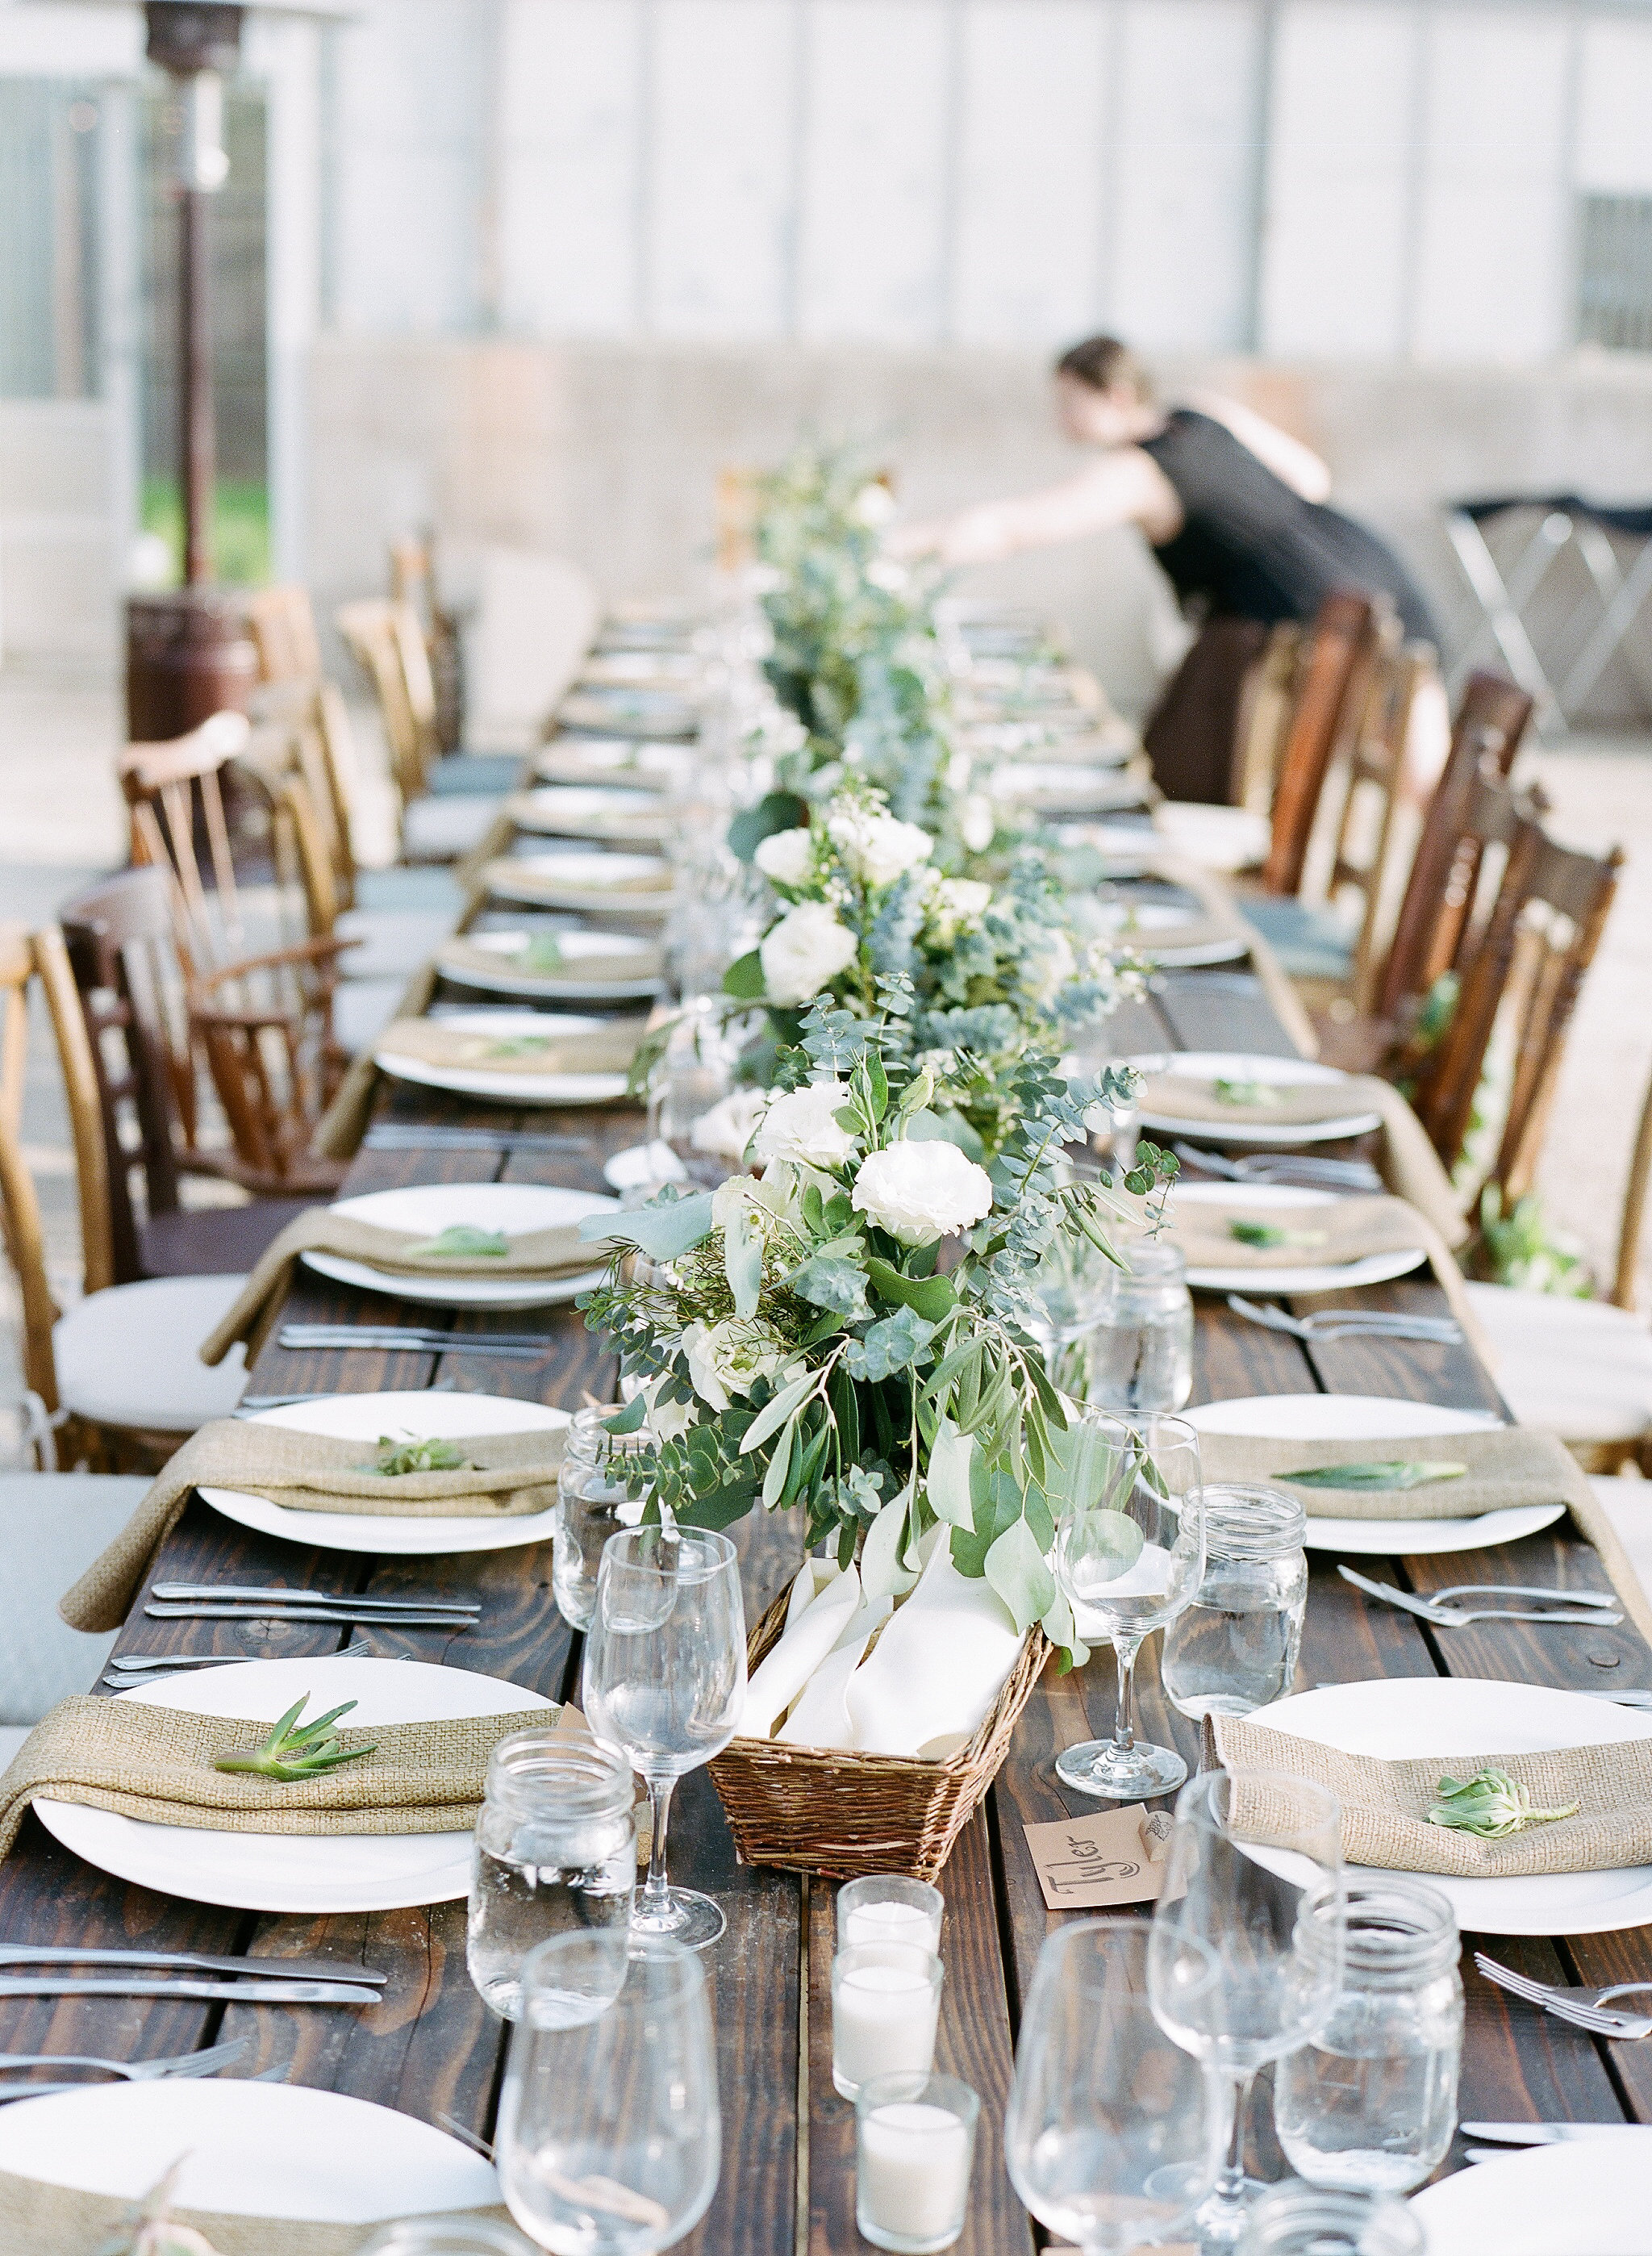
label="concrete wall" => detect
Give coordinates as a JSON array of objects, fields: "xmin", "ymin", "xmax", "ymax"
[
  {"xmin": 307, "ymin": 335, "xmax": 1652, "ymax": 719},
  {"xmin": 0, "ymin": 399, "xmax": 120, "ymax": 666}
]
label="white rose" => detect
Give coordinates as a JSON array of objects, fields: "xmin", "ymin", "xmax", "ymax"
[
  {"xmin": 1026, "ymin": 930, "xmax": 1076, "ymax": 1005},
  {"xmin": 851, "ymin": 1141, "xmax": 995, "ymax": 1248},
  {"xmin": 850, "ymin": 481, "xmax": 896, "ymax": 527},
  {"xmin": 690, "ymin": 1087, "xmax": 768, "ymax": 1162},
  {"xmin": 924, "ymin": 877, "xmax": 993, "ymax": 946},
  {"xmin": 827, "ymin": 807, "xmax": 934, "ymax": 890},
  {"xmin": 945, "ymin": 749, "xmax": 974, "ymax": 796},
  {"xmin": 682, "ymin": 1318, "xmax": 800, "ymax": 1412},
  {"xmin": 753, "ymin": 827, "xmax": 815, "ymax": 890},
  {"xmin": 754, "ymin": 1080, "xmax": 857, "ymax": 1168},
  {"xmin": 642, "ymin": 1376, "xmax": 696, "ymax": 1443},
  {"xmin": 960, "ymin": 794, "xmax": 996, "ymax": 853},
  {"xmin": 760, "ymin": 900, "xmax": 860, "ymax": 1006}
]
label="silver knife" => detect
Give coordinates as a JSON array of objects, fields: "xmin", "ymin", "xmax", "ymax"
[
  {"xmin": 0, "ymin": 1977, "xmax": 379, "ymax": 2005},
  {"xmin": 1459, "ymin": 2121, "xmax": 1647, "ymax": 2143},
  {"xmin": 152, "ymin": 1585, "xmax": 480, "ymax": 1615},
  {"xmin": 0, "ymin": 1945, "xmax": 387, "ymax": 1984},
  {"xmin": 144, "ymin": 1605, "xmax": 473, "ymax": 1627}
]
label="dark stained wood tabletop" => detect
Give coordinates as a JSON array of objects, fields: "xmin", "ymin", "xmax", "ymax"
[{"xmin": 6, "ymin": 946, "xmax": 1650, "ymax": 2251}]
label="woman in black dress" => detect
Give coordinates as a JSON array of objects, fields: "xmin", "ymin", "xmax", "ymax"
[{"xmin": 895, "ymin": 336, "xmax": 1437, "ymax": 800}]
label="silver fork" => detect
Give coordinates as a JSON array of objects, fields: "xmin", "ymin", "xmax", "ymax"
[
  {"xmin": 0, "ymin": 2034, "xmax": 248, "ymax": 2081},
  {"xmin": 1172, "ymin": 1143, "xmax": 1383, "ymax": 1192},
  {"xmin": 1226, "ymin": 1294, "xmax": 1462, "ymax": 1345},
  {"xmin": 1475, "ymin": 1956, "xmax": 1652, "ymax": 2039},
  {"xmin": 1337, "ymin": 1563, "xmax": 1625, "ymax": 1627}
]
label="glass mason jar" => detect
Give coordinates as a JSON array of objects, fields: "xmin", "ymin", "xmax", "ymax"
[
  {"xmin": 1079, "ymin": 1239, "xmax": 1194, "ymax": 1414},
  {"xmin": 1274, "ymin": 1878, "xmax": 1463, "ymax": 2195},
  {"xmin": 1162, "ymin": 1485, "xmax": 1308, "ymax": 1720},
  {"xmin": 553, "ymin": 1406, "xmax": 654, "ymax": 1631},
  {"xmin": 1236, "ymin": 2183, "xmax": 1425, "ymax": 2255},
  {"xmin": 466, "ymin": 1728, "xmax": 637, "ymax": 2022}
]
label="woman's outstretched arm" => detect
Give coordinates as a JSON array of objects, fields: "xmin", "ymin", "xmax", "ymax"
[{"xmin": 889, "ymin": 449, "xmax": 1178, "ymax": 563}]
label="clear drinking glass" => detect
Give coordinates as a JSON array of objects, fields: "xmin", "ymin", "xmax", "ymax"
[
  {"xmin": 1148, "ymin": 1769, "xmax": 1345, "ymax": 2248},
  {"xmin": 1274, "ymin": 1879, "xmax": 1462, "ymax": 2195},
  {"xmin": 649, "ymin": 1000, "xmax": 734, "ymax": 1186},
  {"xmin": 496, "ymin": 1931, "xmax": 720, "ymax": 2256},
  {"xmin": 581, "ymin": 1525, "xmax": 747, "ymax": 1951},
  {"xmin": 359, "ymin": 2225, "xmax": 537, "ymax": 2254},
  {"xmin": 555, "ymin": 1408, "xmax": 655, "ymax": 1631},
  {"xmin": 1234, "ymin": 2183, "xmax": 1424, "ymax": 2256},
  {"xmin": 1081, "ymin": 1240, "xmax": 1195, "ymax": 1414},
  {"xmin": 856, "ymin": 2071, "xmax": 980, "ymax": 2255},
  {"xmin": 1051, "ymin": 1410, "xmax": 1206, "ymax": 1801},
  {"xmin": 1005, "ymin": 1918, "xmax": 1223, "ymax": 2256},
  {"xmin": 1161, "ymin": 1485, "xmax": 1308, "ymax": 1721},
  {"xmin": 467, "ymin": 1728, "xmax": 638, "ymax": 2020}
]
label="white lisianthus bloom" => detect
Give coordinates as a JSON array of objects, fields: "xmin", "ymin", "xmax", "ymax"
[
  {"xmin": 959, "ymin": 794, "xmax": 996, "ymax": 853},
  {"xmin": 682, "ymin": 1318, "xmax": 801, "ymax": 1412},
  {"xmin": 851, "ymin": 1141, "xmax": 995, "ymax": 1248},
  {"xmin": 850, "ymin": 481, "xmax": 897, "ymax": 527},
  {"xmin": 924, "ymin": 878, "xmax": 993, "ymax": 947},
  {"xmin": 945, "ymin": 749, "xmax": 974, "ymax": 796},
  {"xmin": 754, "ymin": 1080, "xmax": 857, "ymax": 1168},
  {"xmin": 642, "ymin": 1376, "xmax": 696, "ymax": 1443},
  {"xmin": 827, "ymin": 806, "xmax": 934, "ymax": 890},
  {"xmin": 690, "ymin": 1087, "xmax": 769, "ymax": 1163},
  {"xmin": 1025, "ymin": 929, "xmax": 1077, "ymax": 1005},
  {"xmin": 753, "ymin": 826, "xmax": 815, "ymax": 890},
  {"xmin": 759, "ymin": 900, "xmax": 860, "ymax": 1006}
]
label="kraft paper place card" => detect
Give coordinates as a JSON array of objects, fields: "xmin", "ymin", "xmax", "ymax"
[{"xmin": 1023, "ymin": 1807, "xmax": 1177, "ymax": 1910}]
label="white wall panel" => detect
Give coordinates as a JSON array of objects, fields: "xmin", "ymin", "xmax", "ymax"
[
  {"xmin": 1260, "ymin": 2, "xmax": 1413, "ymax": 357},
  {"xmin": 795, "ymin": 0, "xmax": 949, "ymax": 342},
  {"xmin": 649, "ymin": 0, "xmax": 797, "ymax": 336},
  {"xmin": 1577, "ymin": 18, "xmax": 1652, "ymax": 196},
  {"xmin": 1412, "ymin": 9, "xmax": 1571, "ymax": 360},
  {"xmin": 952, "ymin": 0, "xmax": 1109, "ymax": 345},
  {"xmin": 1110, "ymin": 0, "xmax": 1262, "ymax": 350},
  {"xmin": 501, "ymin": 0, "xmax": 643, "ymax": 335}
]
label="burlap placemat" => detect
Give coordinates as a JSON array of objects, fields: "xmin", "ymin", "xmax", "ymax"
[
  {"xmin": 436, "ymin": 933, "xmax": 665, "ymax": 988},
  {"xmin": 199, "ymin": 1207, "xmax": 614, "ymax": 1368},
  {"xmin": 1216, "ymin": 1715, "xmax": 1652, "ymax": 1879},
  {"xmin": 0, "ymin": 2173, "xmax": 515, "ymax": 2255},
  {"xmin": 1141, "ymin": 1072, "xmax": 1463, "ymax": 1246},
  {"xmin": 0, "ymin": 1694, "xmax": 549, "ymax": 1860},
  {"xmin": 60, "ymin": 1423, "xmax": 568, "ymax": 1634}
]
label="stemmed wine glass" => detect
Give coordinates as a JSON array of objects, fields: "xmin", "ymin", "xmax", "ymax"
[
  {"xmin": 496, "ymin": 1929, "xmax": 720, "ymax": 2256},
  {"xmin": 582, "ymin": 1525, "xmax": 747, "ymax": 1950},
  {"xmin": 1005, "ymin": 1918, "xmax": 1224, "ymax": 2256},
  {"xmin": 1148, "ymin": 1768, "xmax": 1345, "ymax": 2248},
  {"xmin": 1051, "ymin": 1409, "xmax": 1205, "ymax": 1800}
]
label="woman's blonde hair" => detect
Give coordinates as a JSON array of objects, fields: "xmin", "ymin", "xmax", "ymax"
[{"xmin": 1053, "ymin": 336, "xmax": 1153, "ymax": 401}]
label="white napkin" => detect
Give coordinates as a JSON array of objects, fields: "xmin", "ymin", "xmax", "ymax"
[
  {"xmin": 844, "ymin": 1541, "xmax": 1026, "ymax": 1760},
  {"xmin": 777, "ymin": 1594, "xmax": 893, "ymax": 1748},
  {"xmin": 740, "ymin": 1559, "xmax": 861, "ymax": 1737}
]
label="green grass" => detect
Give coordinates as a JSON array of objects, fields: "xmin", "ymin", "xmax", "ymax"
[{"xmin": 141, "ymin": 476, "xmax": 270, "ymax": 587}]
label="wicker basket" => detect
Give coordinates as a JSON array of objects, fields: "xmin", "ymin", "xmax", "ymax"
[{"xmin": 708, "ymin": 1585, "xmax": 1050, "ymax": 1882}]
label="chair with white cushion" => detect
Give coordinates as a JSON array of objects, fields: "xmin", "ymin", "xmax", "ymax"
[{"xmin": 0, "ymin": 1472, "xmax": 148, "ymax": 1762}]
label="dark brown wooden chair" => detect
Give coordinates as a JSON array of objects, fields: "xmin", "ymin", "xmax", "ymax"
[{"xmin": 1259, "ymin": 590, "xmax": 1380, "ymax": 896}]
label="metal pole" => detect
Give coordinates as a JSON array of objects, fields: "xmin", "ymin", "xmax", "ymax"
[{"xmin": 179, "ymin": 164, "xmax": 215, "ymax": 580}]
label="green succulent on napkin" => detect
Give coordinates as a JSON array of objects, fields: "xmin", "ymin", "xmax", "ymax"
[
  {"xmin": 403, "ymin": 1224, "xmax": 511, "ymax": 1260},
  {"xmin": 1289, "ymin": 1461, "xmax": 1467, "ymax": 1490},
  {"xmin": 214, "ymin": 1693, "xmax": 378, "ymax": 1783},
  {"xmin": 367, "ymin": 1433, "xmax": 473, "ymax": 1476},
  {"xmin": 524, "ymin": 934, "xmax": 567, "ymax": 971},
  {"xmin": 1426, "ymin": 1767, "xmax": 1579, "ymax": 1839},
  {"xmin": 486, "ymin": 1035, "xmax": 553, "ymax": 1059},
  {"xmin": 1214, "ymin": 1078, "xmax": 1287, "ymax": 1108},
  {"xmin": 1228, "ymin": 1219, "xmax": 1328, "ymax": 1249},
  {"xmin": 94, "ymin": 2162, "xmax": 223, "ymax": 2255}
]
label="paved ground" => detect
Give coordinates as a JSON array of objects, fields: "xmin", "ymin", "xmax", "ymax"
[{"xmin": 2, "ymin": 663, "xmax": 1650, "ymax": 1462}]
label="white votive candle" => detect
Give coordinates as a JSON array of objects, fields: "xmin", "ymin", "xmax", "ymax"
[
  {"xmin": 831, "ymin": 1942, "xmax": 944, "ymax": 2100},
  {"xmin": 855, "ymin": 2074, "xmax": 980, "ymax": 2255},
  {"xmin": 839, "ymin": 1876, "xmax": 945, "ymax": 1956}
]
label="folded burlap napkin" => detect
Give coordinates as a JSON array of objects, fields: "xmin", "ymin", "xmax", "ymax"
[
  {"xmin": 0, "ymin": 1691, "xmax": 549, "ymax": 1859},
  {"xmin": 482, "ymin": 855, "xmax": 673, "ymax": 901},
  {"xmin": 199, "ymin": 1206, "xmax": 616, "ymax": 1368},
  {"xmin": 60, "ymin": 1422, "xmax": 568, "ymax": 1633},
  {"xmin": 376, "ymin": 1015, "xmax": 649, "ymax": 1076},
  {"xmin": 1141, "ymin": 1072, "xmax": 1464, "ymax": 1247},
  {"xmin": 436, "ymin": 933, "xmax": 666, "ymax": 988},
  {"xmin": 1216, "ymin": 1713, "xmax": 1652, "ymax": 1879},
  {"xmin": 0, "ymin": 2178, "xmax": 513, "ymax": 2255}
]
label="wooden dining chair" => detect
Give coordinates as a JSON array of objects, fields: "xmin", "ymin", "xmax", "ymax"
[
  {"xmin": 1258, "ymin": 590, "xmax": 1381, "ymax": 896},
  {"xmin": 0, "ymin": 920, "xmax": 256, "ymax": 1473},
  {"xmin": 245, "ymin": 583, "xmax": 323, "ymax": 686},
  {"xmin": 1230, "ymin": 623, "xmax": 1303, "ymax": 814}
]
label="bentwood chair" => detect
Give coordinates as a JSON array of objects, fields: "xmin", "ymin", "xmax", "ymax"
[{"xmin": 246, "ymin": 582, "xmax": 323, "ymax": 686}]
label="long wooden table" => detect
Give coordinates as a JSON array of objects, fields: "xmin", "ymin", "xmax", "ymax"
[{"xmin": 4, "ymin": 947, "xmax": 1651, "ymax": 2253}]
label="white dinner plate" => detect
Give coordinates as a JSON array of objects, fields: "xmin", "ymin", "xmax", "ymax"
[
  {"xmin": 485, "ymin": 849, "xmax": 675, "ymax": 918},
  {"xmin": 1126, "ymin": 1050, "xmax": 1384, "ymax": 1145},
  {"xmin": 1185, "ymin": 1393, "xmax": 1549, "ymax": 1554},
  {"xmin": 202, "ymin": 1389, "xmax": 569, "ymax": 1555},
  {"xmin": 1409, "ymin": 2136, "xmax": 1652, "ymax": 2253},
  {"xmin": 1095, "ymin": 902, "xmax": 1248, "ymax": 970},
  {"xmin": 1245, "ymin": 1677, "xmax": 1652, "ymax": 1936},
  {"xmin": 435, "ymin": 926, "xmax": 666, "ymax": 1001},
  {"xmin": 35, "ymin": 1652, "xmax": 552, "ymax": 1911},
  {"xmin": 374, "ymin": 1007, "xmax": 635, "ymax": 1106},
  {"xmin": 603, "ymin": 1138, "xmax": 688, "ymax": 1192},
  {"xmin": 506, "ymin": 784, "xmax": 675, "ymax": 843},
  {"xmin": 1168, "ymin": 1181, "xmax": 1425, "ymax": 1294},
  {"xmin": 0, "ymin": 2080, "xmax": 501, "ymax": 2226},
  {"xmin": 301, "ymin": 1181, "xmax": 616, "ymax": 1309}
]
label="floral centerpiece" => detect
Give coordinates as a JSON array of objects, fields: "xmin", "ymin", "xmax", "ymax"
[{"xmin": 584, "ymin": 982, "xmax": 1168, "ymax": 1664}]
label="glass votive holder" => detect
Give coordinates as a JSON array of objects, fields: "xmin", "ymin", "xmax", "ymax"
[
  {"xmin": 1162, "ymin": 1483, "xmax": 1308, "ymax": 1720},
  {"xmin": 553, "ymin": 1406, "xmax": 653, "ymax": 1631},
  {"xmin": 1079, "ymin": 1237, "xmax": 1194, "ymax": 1414},
  {"xmin": 831, "ymin": 1941, "xmax": 944, "ymax": 2100},
  {"xmin": 357, "ymin": 2224, "xmax": 537, "ymax": 2254},
  {"xmin": 837, "ymin": 1876, "xmax": 945, "ymax": 1955},
  {"xmin": 1236, "ymin": 2183, "xmax": 1424, "ymax": 2255},
  {"xmin": 855, "ymin": 2071, "xmax": 980, "ymax": 2254}
]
